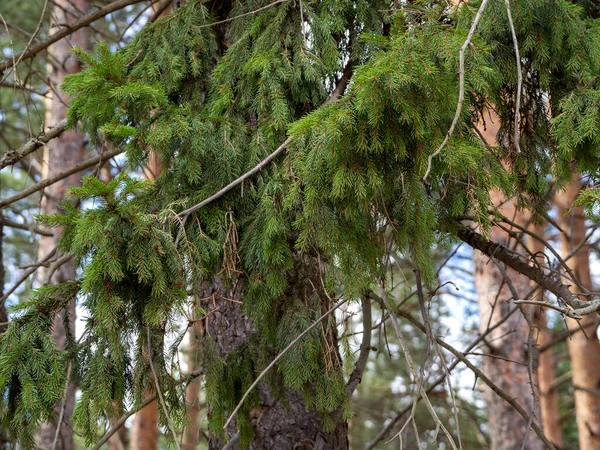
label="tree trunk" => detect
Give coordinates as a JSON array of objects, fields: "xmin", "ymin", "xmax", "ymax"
[
  {"xmin": 34, "ymin": 1, "xmax": 88, "ymax": 449},
  {"xmin": 130, "ymin": 150, "xmax": 164, "ymax": 450},
  {"xmin": 530, "ymin": 223, "xmax": 564, "ymax": 448},
  {"xmin": 555, "ymin": 178, "xmax": 600, "ymax": 450},
  {"xmin": 182, "ymin": 318, "xmax": 203, "ymax": 450},
  {"xmin": 202, "ymin": 277, "xmax": 349, "ymax": 450},
  {"xmin": 472, "ymin": 112, "xmax": 544, "ymax": 450}
]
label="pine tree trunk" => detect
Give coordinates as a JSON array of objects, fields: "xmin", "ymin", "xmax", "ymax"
[
  {"xmin": 529, "ymin": 223, "xmax": 564, "ymax": 448},
  {"xmin": 34, "ymin": 1, "xmax": 88, "ymax": 449},
  {"xmin": 202, "ymin": 277, "xmax": 349, "ymax": 450},
  {"xmin": 182, "ymin": 319, "xmax": 203, "ymax": 450},
  {"xmin": 472, "ymin": 114, "xmax": 544, "ymax": 450},
  {"xmin": 534, "ymin": 306, "xmax": 563, "ymax": 448},
  {"xmin": 473, "ymin": 198, "xmax": 544, "ymax": 450},
  {"xmin": 130, "ymin": 150, "xmax": 164, "ymax": 450},
  {"xmin": 555, "ymin": 179, "xmax": 600, "ymax": 450}
]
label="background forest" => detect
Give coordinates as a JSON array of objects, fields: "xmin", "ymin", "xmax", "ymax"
[{"xmin": 1, "ymin": 0, "xmax": 600, "ymax": 449}]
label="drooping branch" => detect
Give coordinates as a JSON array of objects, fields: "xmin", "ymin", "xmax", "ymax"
[
  {"xmin": 0, "ymin": 0, "xmax": 149, "ymax": 75},
  {"xmin": 178, "ymin": 59, "xmax": 354, "ymax": 220},
  {"xmin": 457, "ymin": 226, "xmax": 600, "ymax": 316},
  {"xmin": 0, "ymin": 119, "xmax": 67, "ymax": 170}
]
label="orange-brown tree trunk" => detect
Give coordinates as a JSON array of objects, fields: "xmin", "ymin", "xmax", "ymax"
[
  {"xmin": 130, "ymin": 153, "xmax": 164, "ymax": 450},
  {"xmin": 472, "ymin": 113, "xmax": 544, "ymax": 450},
  {"xmin": 34, "ymin": 1, "xmax": 88, "ymax": 449},
  {"xmin": 130, "ymin": 3, "xmax": 173, "ymax": 448},
  {"xmin": 555, "ymin": 179, "xmax": 600, "ymax": 450},
  {"xmin": 529, "ymin": 223, "xmax": 564, "ymax": 448},
  {"xmin": 181, "ymin": 319, "xmax": 203, "ymax": 450}
]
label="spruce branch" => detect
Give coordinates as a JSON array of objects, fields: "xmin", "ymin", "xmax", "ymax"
[
  {"xmin": 0, "ymin": 0, "xmax": 149, "ymax": 75},
  {"xmin": 195, "ymin": 0, "xmax": 289, "ymax": 29},
  {"xmin": 422, "ymin": 0, "xmax": 490, "ymax": 181},
  {"xmin": 51, "ymin": 363, "xmax": 71, "ymax": 450},
  {"xmin": 178, "ymin": 60, "xmax": 354, "ymax": 222},
  {"xmin": 0, "ymin": 119, "xmax": 67, "ymax": 170}
]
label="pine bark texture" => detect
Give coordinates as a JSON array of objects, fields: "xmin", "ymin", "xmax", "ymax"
[
  {"xmin": 472, "ymin": 114, "xmax": 544, "ymax": 450},
  {"xmin": 530, "ymin": 223, "xmax": 564, "ymax": 448},
  {"xmin": 202, "ymin": 277, "xmax": 349, "ymax": 450},
  {"xmin": 33, "ymin": 1, "xmax": 88, "ymax": 449},
  {"xmin": 555, "ymin": 179, "xmax": 600, "ymax": 450}
]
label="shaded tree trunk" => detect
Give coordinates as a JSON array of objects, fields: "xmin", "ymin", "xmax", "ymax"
[
  {"xmin": 530, "ymin": 223, "xmax": 564, "ymax": 449},
  {"xmin": 201, "ymin": 277, "xmax": 349, "ymax": 450},
  {"xmin": 34, "ymin": 1, "xmax": 88, "ymax": 449},
  {"xmin": 472, "ymin": 113, "xmax": 544, "ymax": 450},
  {"xmin": 555, "ymin": 178, "xmax": 600, "ymax": 450}
]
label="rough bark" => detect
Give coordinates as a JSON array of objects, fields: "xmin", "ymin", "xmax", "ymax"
[
  {"xmin": 201, "ymin": 277, "xmax": 349, "ymax": 450},
  {"xmin": 530, "ymin": 223, "xmax": 564, "ymax": 449},
  {"xmin": 555, "ymin": 179, "xmax": 600, "ymax": 450},
  {"xmin": 33, "ymin": 1, "xmax": 88, "ymax": 449},
  {"xmin": 472, "ymin": 112, "xmax": 544, "ymax": 450}
]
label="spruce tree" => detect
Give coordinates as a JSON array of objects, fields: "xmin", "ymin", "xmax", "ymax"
[{"xmin": 1, "ymin": 1, "xmax": 600, "ymax": 449}]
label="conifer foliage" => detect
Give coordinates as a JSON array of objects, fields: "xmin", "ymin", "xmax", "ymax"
[{"xmin": 1, "ymin": 0, "xmax": 600, "ymax": 448}]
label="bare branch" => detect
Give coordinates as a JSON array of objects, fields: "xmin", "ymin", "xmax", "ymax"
[
  {"xmin": 0, "ymin": 148, "xmax": 122, "ymax": 209},
  {"xmin": 503, "ymin": 0, "xmax": 522, "ymax": 153},
  {"xmin": 0, "ymin": 0, "xmax": 148, "ymax": 75},
  {"xmin": 457, "ymin": 226, "xmax": 600, "ymax": 315},
  {"xmin": 0, "ymin": 119, "xmax": 67, "ymax": 170},
  {"xmin": 90, "ymin": 368, "xmax": 203, "ymax": 450},
  {"xmin": 0, "ymin": 248, "xmax": 57, "ymax": 307},
  {"xmin": 345, "ymin": 295, "xmax": 372, "ymax": 396},
  {"xmin": 394, "ymin": 308, "xmax": 557, "ymax": 450},
  {"xmin": 0, "ymin": 217, "xmax": 53, "ymax": 237}
]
